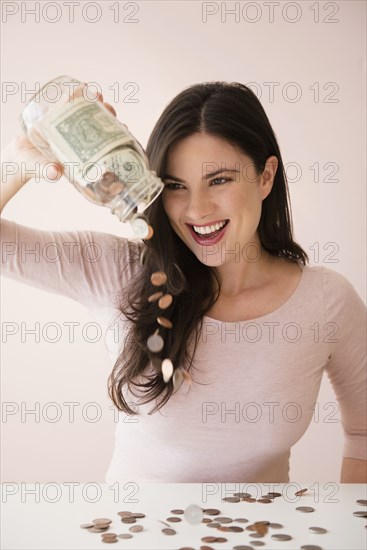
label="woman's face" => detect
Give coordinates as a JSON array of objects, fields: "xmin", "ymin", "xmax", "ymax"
[{"xmin": 161, "ymin": 132, "xmax": 277, "ymax": 267}]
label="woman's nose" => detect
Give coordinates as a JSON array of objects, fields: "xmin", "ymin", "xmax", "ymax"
[{"xmin": 185, "ymin": 191, "xmax": 215, "ymax": 222}]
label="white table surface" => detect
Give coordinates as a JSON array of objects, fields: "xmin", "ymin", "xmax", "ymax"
[{"xmin": 1, "ymin": 483, "xmax": 366, "ymax": 549}]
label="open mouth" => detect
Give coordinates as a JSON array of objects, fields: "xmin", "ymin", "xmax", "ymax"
[{"xmin": 187, "ymin": 219, "xmax": 230, "ymax": 244}]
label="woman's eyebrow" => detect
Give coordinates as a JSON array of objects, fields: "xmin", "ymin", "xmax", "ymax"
[{"xmin": 162, "ymin": 168, "xmax": 240, "ymax": 183}]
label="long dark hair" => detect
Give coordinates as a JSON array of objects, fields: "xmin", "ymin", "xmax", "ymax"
[{"xmin": 108, "ymin": 81, "xmax": 309, "ymax": 415}]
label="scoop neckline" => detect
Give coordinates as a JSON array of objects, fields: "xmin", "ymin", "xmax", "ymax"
[{"xmin": 203, "ymin": 262, "xmax": 308, "ymax": 324}]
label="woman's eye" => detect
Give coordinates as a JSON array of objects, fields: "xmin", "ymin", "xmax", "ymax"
[
  {"xmin": 211, "ymin": 177, "xmax": 230, "ymax": 186},
  {"xmin": 164, "ymin": 183, "xmax": 184, "ymax": 191}
]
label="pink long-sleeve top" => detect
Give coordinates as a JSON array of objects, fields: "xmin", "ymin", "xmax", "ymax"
[{"xmin": 1, "ymin": 218, "xmax": 366, "ymax": 482}]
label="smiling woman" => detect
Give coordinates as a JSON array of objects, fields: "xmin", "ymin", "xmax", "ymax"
[{"xmin": 1, "ymin": 81, "xmax": 366, "ymax": 484}]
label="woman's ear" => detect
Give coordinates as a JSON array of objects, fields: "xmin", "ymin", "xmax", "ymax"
[{"xmin": 259, "ymin": 155, "xmax": 278, "ymax": 200}]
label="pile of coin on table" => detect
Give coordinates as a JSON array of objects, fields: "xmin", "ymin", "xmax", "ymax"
[{"xmin": 80, "ymin": 488, "xmax": 367, "ymax": 547}]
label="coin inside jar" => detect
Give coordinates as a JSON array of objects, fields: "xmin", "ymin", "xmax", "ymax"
[{"xmin": 151, "ymin": 271, "xmax": 167, "ymax": 286}]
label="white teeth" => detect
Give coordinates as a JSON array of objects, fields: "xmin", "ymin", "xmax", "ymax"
[{"xmin": 193, "ymin": 220, "xmax": 227, "ymax": 235}]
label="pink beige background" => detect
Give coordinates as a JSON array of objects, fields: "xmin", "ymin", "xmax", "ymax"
[{"xmin": 1, "ymin": 0, "xmax": 366, "ymax": 482}]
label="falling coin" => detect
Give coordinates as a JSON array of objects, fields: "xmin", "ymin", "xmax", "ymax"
[
  {"xmin": 151, "ymin": 271, "xmax": 167, "ymax": 286},
  {"xmin": 271, "ymin": 534, "xmax": 293, "ymax": 541},
  {"xmin": 147, "ymin": 331, "xmax": 164, "ymax": 352},
  {"xmin": 184, "ymin": 504, "xmax": 204, "ymax": 524},
  {"xmin": 357, "ymin": 500, "xmax": 367, "ymax": 506},
  {"xmin": 161, "ymin": 358, "xmax": 174, "ymax": 382},
  {"xmin": 267, "ymin": 492, "xmax": 282, "ymax": 497},
  {"xmin": 167, "ymin": 517, "xmax": 182, "ymax": 522},
  {"xmin": 233, "ymin": 518, "xmax": 249, "ymax": 523},
  {"xmin": 202, "ymin": 537, "xmax": 221, "ymax": 543},
  {"xmin": 309, "ymin": 527, "xmax": 327, "ymax": 534},
  {"xmin": 269, "ymin": 523, "xmax": 283, "ymax": 529},
  {"xmin": 171, "ymin": 509, "xmax": 184, "ymax": 514},
  {"xmin": 88, "ymin": 527, "xmax": 109, "ymax": 533},
  {"xmin": 93, "ymin": 518, "xmax": 112, "ymax": 525},
  {"xmin": 158, "ymin": 293, "xmax": 173, "ymax": 309},
  {"xmin": 139, "ymin": 247, "xmax": 148, "ymax": 266},
  {"xmin": 249, "ymin": 533, "xmax": 264, "ymax": 538},
  {"xmin": 257, "ymin": 498, "xmax": 272, "ymax": 503},
  {"xmin": 300, "ymin": 546, "xmax": 323, "ymax": 550},
  {"xmin": 233, "ymin": 492, "xmax": 251, "ymax": 498},
  {"xmin": 295, "ymin": 488, "xmax": 308, "ymax": 496},
  {"xmin": 228, "ymin": 526, "xmax": 244, "ymax": 532},
  {"xmin": 296, "ymin": 506, "xmax": 315, "ymax": 513},
  {"xmin": 157, "ymin": 316, "xmax": 173, "ymax": 329},
  {"xmin": 131, "ymin": 513, "xmax": 145, "ymax": 518},
  {"xmin": 254, "ymin": 522, "xmax": 268, "ymax": 535},
  {"xmin": 242, "ymin": 497, "xmax": 256, "ymax": 502},
  {"xmin": 130, "ymin": 216, "xmax": 151, "ymax": 239},
  {"xmin": 162, "ymin": 528, "xmax": 176, "ymax": 535},
  {"xmin": 80, "ymin": 523, "xmax": 94, "ymax": 529},
  {"xmin": 353, "ymin": 511, "xmax": 367, "ymax": 517},
  {"xmin": 148, "ymin": 291, "xmax": 164, "ymax": 302},
  {"xmin": 222, "ymin": 496, "xmax": 240, "ymax": 503}
]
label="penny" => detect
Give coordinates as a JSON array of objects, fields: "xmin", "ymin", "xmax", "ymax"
[
  {"xmin": 295, "ymin": 488, "xmax": 308, "ymax": 496},
  {"xmin": 101, "ymin": 538, "xmax": 117, "ymax": 544},
  {"xmin": 148, "ymin": 291, "xmax": 163, "ymax": 302},
  {"xmin": 207, "ymin": 522, "xmax": 221, "ymax": 528},
  {"xmin": 202, "ymin": 518, "xmax": 212, "ymax": 523},
  {"xmin": 229, "ymin": 526, "xmax": 244, "ymax": 532},
  {"xmin": 171, "ymin": 509, "xmax": 184, "ymax": 514},
  {"xmin": 242, "ymin": 497, "xmax": 256, "ymax": 502},
  {"xmin": 233, "ymin": 518, "xmax": 249, "ymax": 523},
  {"xmin": 233, "ymin": 547, "xmax": 254, "ymax": 550},
  {"xmin": 353, "ymin": 511, "xmax": 367, "ymax": 517},
  {"xmin": 251, "ymin": 543, "xmax": 265, "ymax": 547},
  {"xmin": 271, "ymin": 534, "xmax": 292, "ymax": 541},
  {"xmin": 215, "ymin": 538, "xmax": 228, "ymax": 543},
  {"xmin": 257, "ymin": 498, "xmax": 272, "ymax": 503},
  {"xmin": 309, "ymin": 527, "xmax": 327, "ymax": 534},
  {"xmin": 131, "ymin": 512, "xmax": 145, "ymax": 518},
  {"xmin": 204, "ymin": 508, "xmax": 221, "ymax": 515},
  {"xmin": 217, "ymin": 526, "xmax": 230, "ymax": 532},
  {"xmin": 178, "ymin": 548, "xmax": 195, "ymax": 550},
  {"xmin": 233, "ymin": 492, "xmax": 251, "ymax": 498},
  {"xmin": 222, "ymin": 496, "xmax": 240, "ymax": 503},
  {"xmin": 93, "ymin": 518, "xmax": 112, "ymax": 525},
  {"xmin": 167, "ymin": 516, "xmax": 182, "ymax": 522},
  {"xmin": 250, "ymin": 533, "xmax": 264, "ymax": 538},
  {"xmin": 121, "ymin": 516, "xmax": 136, "ymax": 523},
  {"xmin": 269, "ymin": 522, "xmax": 283, "ymax": 529},
  {"xmin": 300, "ymin": 546, "xmax": 323, "ymax": 550},
  {"xmin": 202, "ymin": 537, "xmax": 218, "ymax": 543},
  {"xmin": 147, "ymin": 332, "xmax": 164, "ymax": 352},
  {"xmin": 162, "ymin": 527, "xmax": 176, "ymax": 535},
  {"xmin": 357, "ymin": 500, "xmax": 367, "ymax": 506},
  {"xmin": 88, "ymin": 527, "xmax": 109, "ymax": 533},
  {"xmin": 157, "ymin": 316, "xmax": 173, "ymax": 329},
  {"xmin": 117, "ymin": 533, "xmax": 133, "ymax": 539},
  {"xmin": 102, "ymin": 533, "xmax": 118, "ymax": 538},
  {"xmin": 216, "ymin": 516, "xmax": 233, "ymax": 523},
  {"xmin": 267, "ymin": 492, "xmax": 282, "ymax": 497},
  {"xmin": 117, "ymin": 511, "xmax": 132, "ymax": 517},
  {"xmin": 129, "ymin": 525, "xmax": 143, "ymax": 532},
  {"xmin": 254, "ymin": 522, "xmax": 268, "ymax": 535},
  {"xmin": 151, "ymin": 271, "xmax": 167, "ymax": 286},
  {"xmin": 158, "ymin": 293, "xmax": 173, "ymax": 309},
  {"xmin": 296, "ymin": 506, "xmax": 315, "ymax": 513},
  {"xmin": 80, "ymin": 523, "xmax": 94, "ymax": 529}
]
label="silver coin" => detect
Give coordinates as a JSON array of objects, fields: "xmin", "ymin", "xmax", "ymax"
[
  {"xmin": 184, "ymin": 504, "xmax": 203, "ymax": 524},
  {"xmin": 147, "ymin": 333, "xmax": 164, "ymax": 352},
  {"xmin": 296, "ymin": 506, "xmax": 315, "ymax": 513},
  {"xmin": 271, "ymin": 534, "xmax": 293, "ymax": 541},
  {"xmin": 229, "ymin": 526, "xmax": 244, "ymax": 532},
  {"xmin": 309, "ymin": 527, "xmax": 327, "ymax": 534},
  {"xmin": 130, "ymin": 217, "xmax": 150, "ymax": 239},
  {"xmin": 267, "ymin": 492, "xmax": 282, "ymax": 497}
]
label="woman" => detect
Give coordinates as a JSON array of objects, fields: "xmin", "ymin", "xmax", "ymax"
[{"xmin": 1, "ymin": 81, "xmax": 366, "ymax": 483}]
